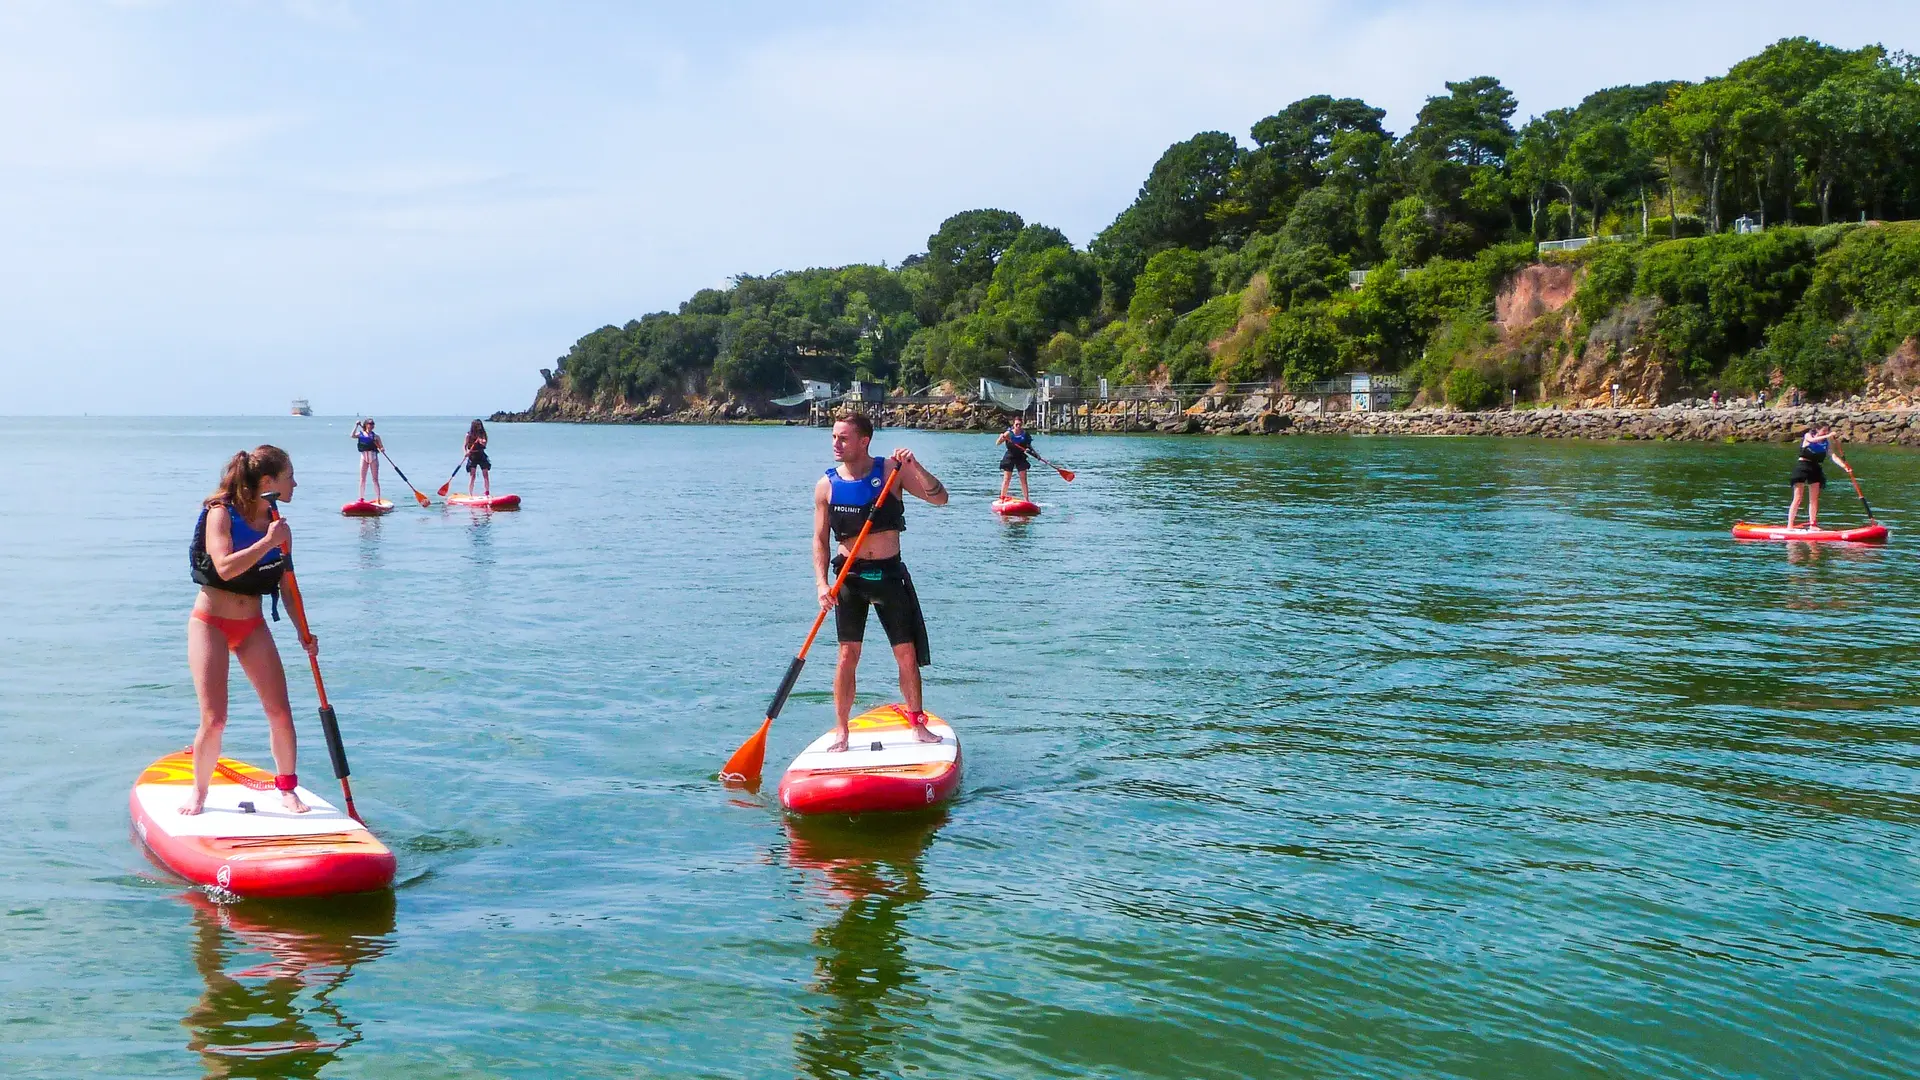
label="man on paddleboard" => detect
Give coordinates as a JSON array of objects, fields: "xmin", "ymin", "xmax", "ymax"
[{"xmin": 815, "ymin": 411, "xmax": 948, "ymax": 751}]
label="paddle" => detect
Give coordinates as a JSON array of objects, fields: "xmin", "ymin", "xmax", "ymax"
[
  {"xmin": 1843, "ymin": 465, "xmax": 1877, "ymax": 522},
  {"xmin": 380, "ymin": 449, "xmax": 431, "ymax": 508},
  {"xmin": 266, "ymin": 496, "xmax": 363, "ymax": 822},
  {"xmin": 721, "ymin": 459, "xmax": 907, "ymax": 787},
  {"xmin": 435, "ymin": 459, "xmax": 465, "ymax": 498},
  {"xmin": 1029, "ymin": 449, "xmax": 1074, "ymax": 482}
]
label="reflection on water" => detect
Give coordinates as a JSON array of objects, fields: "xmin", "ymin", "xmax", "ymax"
[
  {"xmin": 354, "ymin": 517, "xmax": 385, "ymax": 571},
  {"xmin": 180, "ymin": 891, "xmax": 395, "ymax": 1079},
  {"xmin": 786, "ymin": 813, "xmax": 944, "ymax": 1080}
]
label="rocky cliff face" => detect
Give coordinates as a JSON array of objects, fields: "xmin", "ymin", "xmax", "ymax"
[{"xmin": 490, "ymin": 375, "xmax": 768, "ymax": 424}]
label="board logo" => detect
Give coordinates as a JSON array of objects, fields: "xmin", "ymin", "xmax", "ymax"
[
  {"xmin": 924, "ymin": 783, "xmax": 934, "ymax": 803},
  {"xmin": 216, "ymin": 864, "xmax": 231, "ymax": 889}
]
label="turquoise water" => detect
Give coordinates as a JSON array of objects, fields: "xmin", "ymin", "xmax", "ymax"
[{"xmin": 2, "ymin": 416, "xmax": 1916, "ymax": 1079}]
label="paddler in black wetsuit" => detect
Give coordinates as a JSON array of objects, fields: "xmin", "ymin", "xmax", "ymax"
[
  {"xmin": 813, "ymin": 410, "xmax": 949, "ymax": 752},
  {"xmin": 995, "ymin": 415, "xmax": 1034, "ymax": 504},
  {"xmin": 1787, "ymin": 424, "xmax": 1850, "ymax": 529}
]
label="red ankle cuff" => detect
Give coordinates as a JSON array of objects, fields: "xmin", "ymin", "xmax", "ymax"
[{"xmin": 274, "ymin": 773, "xmax": 298, "ymax": 792}]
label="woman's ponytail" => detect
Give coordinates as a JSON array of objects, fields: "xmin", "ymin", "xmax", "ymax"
[{"xmin": 204, "ymin": 445, "xmax": 291, "ymax": 517}]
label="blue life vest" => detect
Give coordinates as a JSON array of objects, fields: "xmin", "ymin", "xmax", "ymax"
[
  {"xmin": 826, "ymin": 457, "xmax": 905, "ymax": 542},
  {"xmin": 1800, "ymin": 437, "xmax": 1830, "ymax": 462},
  {"xmin": 189, "ymin": 502, "xmax": 287, "ymax": 616},
  {"xmin": 357, "ymin": 431, "xmax": 378, "ymax": 452}
]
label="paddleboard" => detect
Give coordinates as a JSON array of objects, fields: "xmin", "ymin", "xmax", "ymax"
[
  {"xmin": 446, "ymin": 493, "xmax": 521, "ymax": 510},
  {"xmin": 130, "ymin": 751, "xmax": 395, "ymax": 898},
  {"xmin": 1732, "ymin": 522, "xmax": 1888, "ymax": 543},
  {"xmin": 340, "ymin": 499, "xmax": 395, "ymax": 517},
  {"xmin": 992, "ymin": 498, "xmax": 1040, "ymax": 516},
  {"xmin": 780, "ymin": 704, "xmax": 961, "ymax": 816}
]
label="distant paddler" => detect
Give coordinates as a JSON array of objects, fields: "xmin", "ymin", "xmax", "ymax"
[
  {"xmin": 351, "ymin": 419, "xmax": 384, "ymax": 504},
  {"xmin": 814, "ymin": 411, "xmax": 949, "ymax": 751},
  {"xmin": 995, "ymin": 415, "xmax": 1036, "ymax": 504},
  {"xmin": 185, "ymin": 446, "xmax": 315, "ymax": 815},
  {"xmin": 462, "ymin": 420, "xmax": 492, "ymax": 497},
  {"xmin": 1787, "ymin": 424, "xmax": 1850, "ymax": 530}
]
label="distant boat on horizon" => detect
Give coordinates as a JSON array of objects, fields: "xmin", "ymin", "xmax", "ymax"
[{"xmin": 291, "ymin": 398, "xmax": 313, "ymax": 416}]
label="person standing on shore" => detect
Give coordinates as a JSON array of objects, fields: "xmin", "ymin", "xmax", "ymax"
[
  {"xmin": 462, "ymin": 420, "xmax": 491, "ymax": 496},
  {"xmin": 813, "ymin": 411, "xmax": 949, "ymax": 752},
  {"xmin": 351, "ymin": 420, "xmax": 384, "ymax": 503},
  {"xmin": 996, "ymin": 415, "xmax": 1035, "ymax": 503},
  {"xmin": 1787, "ymin": 425, "xmax": 1850, "ymax": 529},
  {"xmin": 185, "ymin": 446, "xmax": 315, "ymax": 816}
]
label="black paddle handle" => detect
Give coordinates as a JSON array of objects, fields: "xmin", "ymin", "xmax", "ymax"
[
  {"xmin": 765, "ymin": 655, "xmax": 807, "ymax": 722},
  {"xmin": 317, "ymin": 704, "xmax": 352, "ymax": 780}
]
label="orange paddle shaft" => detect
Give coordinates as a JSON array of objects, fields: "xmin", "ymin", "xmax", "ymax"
[
  {"xmin": 721, "ymin": 460, "xmax": 907, "ymax": 784},
  {"xmin": 1844, "ymin": 467, "xmax": 1877, "ymax": 521}
]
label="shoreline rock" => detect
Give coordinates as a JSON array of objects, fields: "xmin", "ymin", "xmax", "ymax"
[{"xmin": 494, "ymin": 392, "xmax": 1920, "ymax": 446}]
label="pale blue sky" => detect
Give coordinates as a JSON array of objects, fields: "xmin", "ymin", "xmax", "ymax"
[{"xmin": 2, "ymin": 0, "xmax": 1914, "ymax": 415}]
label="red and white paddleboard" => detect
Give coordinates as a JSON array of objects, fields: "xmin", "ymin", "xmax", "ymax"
[
  {"xmin": 130, "ymin": 751, "xmax": 395, "ymax": 898},
  {"xmin": 779, "ymin": 705, "xmax": 961, "ymax": 816},
  {"xmin": 1732, "ymin": 522, "xmax": 1888, "ymax": 543},
  {"xmin": 992, "ymin": 498, "xmax": 1040, "ymax": 516},
  {"xmin": 340, "ymin": 499, "xmax": 394, "ymax": 517},
  {"xmin": 446, "ymin": 493, "xmax": 521, "ymax": 510}
]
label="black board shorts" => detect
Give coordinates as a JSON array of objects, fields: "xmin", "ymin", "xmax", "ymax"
[
  {"xmin": 831, "ymin": 554, "xmax": 930, "ymax": 667},
  {"xmin": 466, "ymin": 449, "xmax": 491, "ymax": 472},
  {"xmin": 1789, "ymin": 458, "xmax": 1825, "ymax": 487},
  {"xmin": 1000, "ymin": 451, "xmax": 1030, "ymax": 472}
]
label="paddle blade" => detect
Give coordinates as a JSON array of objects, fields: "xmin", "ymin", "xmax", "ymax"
[
  {"xmin": 1057, "ymin": 468, "xmax": 1075, "ymax": 482},
  {"xmin": 414, "ymin": 491, "xmax": 431, "ymax": 507},
  {"xmin": 722, "ymin": 718, "xmax": 772, "ymax": 787},
  {"xmin": 437, "ymin": 481, "xmax": 452, "ymax": 497}
]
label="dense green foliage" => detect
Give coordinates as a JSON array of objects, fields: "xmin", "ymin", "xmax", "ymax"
[{"xmin": 549, "ymin": 38, "xmax": 1920, "ymax": 407}]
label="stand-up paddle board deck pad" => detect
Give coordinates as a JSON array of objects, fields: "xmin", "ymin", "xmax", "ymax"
[
  {"xmin": 340, "ymin": 499, "xmax": 395, "ymax": 517},
  {"xmin": 1732, "ymin": 522, "xmax": 1889, "ymax": 543},
  {"xmin": 780, "ymin": 705, "xmax": 961, "ymax": 816},
  {"xmin": 992, "ymin": 498, "xmax": 1040, "ymax": 516},
  {"xmin": 446, "ymin": 493, "xmax": 521, "ymax": 510},
  {"xmin": 130, "ymin": 752, "xmax": 395, "ymax": 898}
]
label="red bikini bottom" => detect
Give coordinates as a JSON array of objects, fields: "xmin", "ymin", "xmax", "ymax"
[{"xmin": 193, "ymin": 610, "xmax": 266, "ymax": 651}]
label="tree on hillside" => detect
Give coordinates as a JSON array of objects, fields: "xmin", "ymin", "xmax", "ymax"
[
  {"xmin": 1092, "ymin": 131, "xmax": 1241, "ymax": 310},
  {"xmin": 1217, "ymin": 95, "xmax": 1388, "ymax": 236},
  {"xmin": 926, "ymin": 209, "xmax": 1025, "ymax": 316},
  {"xmin": 1510, "ymin": 109, "xmax": 1573, "ymax": 238},
  {"xmin": 1400, "ymin": 76, "xmax": 1519, "ymax": 246}
]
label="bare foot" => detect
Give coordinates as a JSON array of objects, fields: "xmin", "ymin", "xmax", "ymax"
[
  {"xmin": 281, "ymin": 790, "xmax": 310, "ymax": 814},
  {"xmin": 826, "ymin": 727, "xmax": 850, "ymax": 753},
  {"xmin": 179, "ymin": 795, "xmax": 207, "ymax": 816},
  {"xmin": 909, "ymin": 717, "xmax": 942, "ymax": 744}
]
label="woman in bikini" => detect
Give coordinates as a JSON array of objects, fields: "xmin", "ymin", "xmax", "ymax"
[
  {"xmin": 351, "ymin": 419, "xmax": 384, "ymax": 503},
  {"xmin": 185, "ymin": 446, "xmax": 317, "ymax": 815}
]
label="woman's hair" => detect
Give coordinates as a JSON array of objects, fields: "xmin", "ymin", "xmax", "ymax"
[
  {"xmin": 468, "ymin": 419, "xmax": 486, "ymax": 439},
  {"xmin": 204, "ymin": 445, "xmax": 292, "ymax": 517}
]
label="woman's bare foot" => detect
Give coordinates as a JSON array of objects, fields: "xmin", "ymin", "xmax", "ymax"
[
  {"xmin": 908, "ymin": 714, "xmax": 942, "ymax": 743},
  {"xmin": 281, "ymin": 790, "xmax": 310, "ymax": 813},
  {"xmin": 179, "ymin": 791, "xmax": 208, "ymax": 816},
  {"xmin": 826, "ymin": 728, "xmax": 850, "ymax": 753}
]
